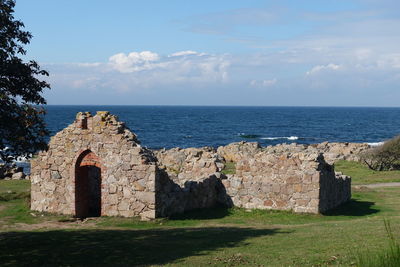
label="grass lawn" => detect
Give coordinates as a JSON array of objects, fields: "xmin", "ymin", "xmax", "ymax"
[
  {"xmin": 1, "ymin": 179, "xmax": 400, "ymax": 266},
  {"xmin": 334, "ymin": 160, "xmax": 400, "ymax": 185}
]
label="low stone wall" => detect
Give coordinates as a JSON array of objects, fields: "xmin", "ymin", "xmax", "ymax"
[
  {"xmin": 217, "ymin": 141, "xmax": 261, "ymax": 163},
  {"xmin": 312, "ymin": 142, "xmax": 371, "ymax": 164},
  {"xmin": 155, "ymin": 143, "xmax": 352, "ymax": 215},
  {"xmin": 220, "ymin": 145, "xmax": 350, "ymax": 213},
  {"xmin": 154, "ymin": 147, "xmax": 224, "ymax": 184},
  {"xmin": 154, "ymin": 147, "xmax": 226, "ymax": 217},
  {"xmin": 319, "ymin": 171, "xmax": 351, "ymax": 212}
]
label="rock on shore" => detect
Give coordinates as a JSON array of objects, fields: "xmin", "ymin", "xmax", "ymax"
[{"xmin": 0, "ymin": 163, "xmax": 27, "ymax": 180}]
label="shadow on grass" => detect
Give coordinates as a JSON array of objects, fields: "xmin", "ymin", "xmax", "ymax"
[
  {"xmin": 169, "ymin": 205, "xmax": 231, "ymax": 220},
  {"xmin": 0, "ymin": 227, "xmax": 284, "ymax": 266},
  {"xmin": 323, "ymin": 199, "xmax": 379, "ymax": 216}
]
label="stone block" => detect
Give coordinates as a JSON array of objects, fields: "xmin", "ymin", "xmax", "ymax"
[
  {"xmin": 272, "ymin": 184, "xmax": 281, "ymax": 193},
  {"xmin": 107, "ymin": 194, "xmax": 119, "ymax": 205},
  {"xmin": 294, "ymin": 184, "xmax": 302, "ymax": 192},
  {"xmin": 118, "ymin": 201, "xmax": 130, "ymax": 211},
  {"xmin": 264, "ymin": 199, "xmax": 273, "ymax": 207},
  {"xmin": 131, "ymin": 201, "xmax": 146, "ymax": 212},
  {"xmin": 109, "ymin": 184, "xmax": 117, "ymax": 194},
  {"xmin": 131, "ymin": 182, "xmax": 144, "ymax": 193},
  {"xmin": 51, "ymin": 170, "xmax": 62, "ymax": 179},
  {"xmin": 135, "ymin": 191, "xmax": 155, "ymax": 205},
  {"xmin": 122, "ymin": 163, "xmax": 131, "ymax": 171},
  {"xmin": 296, "ymin": 199, "xmax": 310, "ymax": 207},
  {"xmin": 12, "ymin": 172, "xmax": 26, "ymax": 180},
  {"xmin": 141, "ymin": 210, "xmax": 156, "ymax": 220},
  {"xmin": 44, "ymin": 182, "xmax": 56, "ymax": 192},
  {"xmin": 123, "ymin": 187, "xmax": 132, "ymax": 198}
]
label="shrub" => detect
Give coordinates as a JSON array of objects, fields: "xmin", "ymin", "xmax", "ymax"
[{"xmin": 361, "ymin": 135, "xmax": 400, "ymax": 171}]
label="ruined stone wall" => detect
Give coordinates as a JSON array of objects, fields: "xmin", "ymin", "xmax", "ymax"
[
  {"xmin": 30, "ymin": 111, "xmax": 157, "ymax": 220},
  {"xmin": 154, "ymin": 143, "xmax": 351, "ymax": 215},
  {"xmin": 312, "ymin": 142, "xmax": 370, "ymax": 164},
  {"xmin": 222, "ymin": 150, "xmax": 321, "ymax": 213},
  {"xmin": 220, "ymin": 143, "xmax": 351, "ymax": 213},
  {"xmin": 218, "ymin": 141, "xmax": 371, "ymax": 165},
  {"xmin": 217, "ymin": 141, "xmax": 261, "ymax": 163},
  {"xmin": 319, "ymin": 170, "xmax": 351, "ymax": 212},
  {"xmin": 154, "ymin": 147, "xmax": 225, "ymax": 217}
]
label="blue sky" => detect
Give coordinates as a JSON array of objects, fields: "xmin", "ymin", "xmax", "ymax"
[{"xmin": 14, "ymin": 0, "xmax": 400, "ymax": 106}]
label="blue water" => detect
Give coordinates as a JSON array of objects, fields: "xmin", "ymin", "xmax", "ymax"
[{"xmin": 44, "ymin": 106, "xmax": 400, "ymax": 149}]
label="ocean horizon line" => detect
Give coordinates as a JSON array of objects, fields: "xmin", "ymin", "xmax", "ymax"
[{"xmin": 43, "ymin": 104, "xmax": 400, "ymax": 109}]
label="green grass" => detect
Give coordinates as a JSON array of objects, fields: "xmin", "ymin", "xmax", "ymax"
[
  {"xmin": 2, "ymin": 180, "xmax": 400, "ymax": 266},
  {"xmin": 0, "ymin": 180, "xmax": 67, "ymax": 225},
  {"xmin": 335, "ymin": 160, "xmax": 400, "ymax": 185},
  {"xmin": 0, "ymin": 180, "xmax": 34, "ymax": 224},
  {"xmin": 95, "ymin": 187, "xmax": 390, "ymax": 230},
  {"xmin": 0, "ymin": 180, "xmax": 30, "ymax": 201},
  {"xmin": 221, "ymin": 161, "xmax": 236, "ymax": 175},
  {"xmin": 356, "ymin": 220, "xmax": 400, "ymax": 267},
  {"xmin": 0, "ymin": 179, "xmax": 30, "ymax": 194}
]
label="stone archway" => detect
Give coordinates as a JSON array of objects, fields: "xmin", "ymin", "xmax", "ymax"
[{"xmin": 75, "ymin": 150, "xmax": 102, "ymax": 218}]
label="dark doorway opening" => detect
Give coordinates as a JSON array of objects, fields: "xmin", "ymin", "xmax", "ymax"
[{"xmin": 75, "ymin": 151, "xmax": 102, "ymax": 218}]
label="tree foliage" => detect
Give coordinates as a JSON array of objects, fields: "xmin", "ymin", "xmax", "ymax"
[
  {"xmin": 0, "ymin": 0, "xmax": 50, "ymax": 162},
  {"xmin": 362, "ymin": 135, "xmax": 400, "ymax": 171}
]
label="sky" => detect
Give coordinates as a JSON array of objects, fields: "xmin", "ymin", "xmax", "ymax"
[{"xmin": 13, "ymin": 0, "xmax": 400, "ymax": 106}]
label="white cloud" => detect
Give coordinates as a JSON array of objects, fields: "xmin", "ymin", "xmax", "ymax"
[
  {"xmin": 169, "ymin": 50, "xmax": 199, "ymax": 57},
  {"xmin": 250, "ymin": 78, "xmax": 277, "ymax": 87},
  {"xmin": 48, "ymin": 51, "xmax": 231, "ymax": 92},
  {"xmin": 377, "ymin": 53, "xmax": 400, "ymax": 69},
  {"xmin": 109, "ymin": 51, "xmax": 160, "ymax": 73},
  {"xmin": 45, "ymin": 41, "xmax": 400, "ymax": 105},
  {"xmin": 306, "ymin": 63, "xmax": 341, "ymax": 75}
]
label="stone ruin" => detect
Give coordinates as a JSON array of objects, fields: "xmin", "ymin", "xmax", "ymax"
[
  {"xmin": 217, "ymin": 142, "xmax": 353, "ymax": 212},
  {"xmin": 30, "ymin": 111, "xmax": 365, "ymax": 219},
  {"xmin": 31, "ymin": 111, "xmax": 158, "ymax": 220}
]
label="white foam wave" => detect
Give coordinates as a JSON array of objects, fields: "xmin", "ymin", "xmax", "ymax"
[
  {"xmin": 367, "ymin": 142, "xmax": 384, "ymax": 147},
  {"xmin": 261, "ymin": 136, "xmax": 299, "ymax": 141},
  {"xmin": 15, "ymin": 157, "xmax": 29, "ymax": 163},
  {"xmin": 0, "ymin": 148, "xmax": 31, "ymax": 163}
]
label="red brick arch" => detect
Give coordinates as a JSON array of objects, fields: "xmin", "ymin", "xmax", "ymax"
[
  {"xmin": 76, "ymin": 150, "xmax": 102, "ymax": 168},
  {"xmin": 75, "ymin": 150, "xmax": 104, "ymax": 218}
]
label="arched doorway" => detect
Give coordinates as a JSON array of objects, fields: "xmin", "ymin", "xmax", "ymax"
[{"xmin": 75, "ymin": 150, "xmax": 102, "ymax": 218}]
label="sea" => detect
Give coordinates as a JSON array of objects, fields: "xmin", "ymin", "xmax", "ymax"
[
  {"xmin": 45, "ymin": 105, "xmax": 400, "ymax": 149},
  {"xmin": 10, "ymin": 105, "xmax": 400, "ymax": 174}
]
